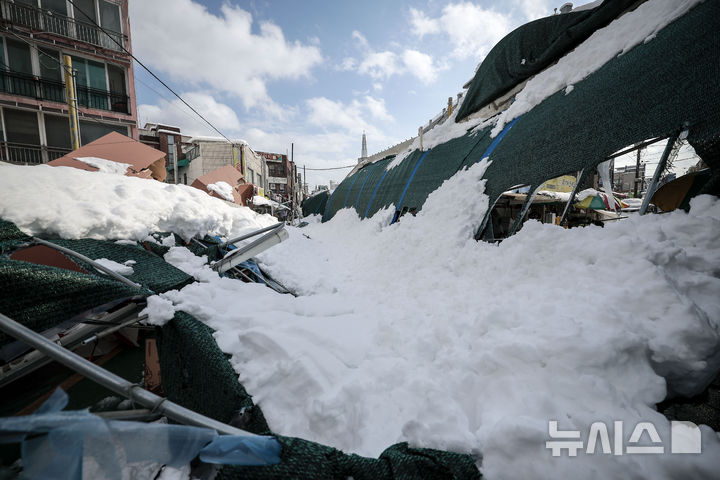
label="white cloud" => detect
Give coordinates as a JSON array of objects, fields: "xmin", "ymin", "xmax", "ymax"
[
  {"xmin": 137, "ymin": 92, "xmax": 242, "ymax": 137},
  {"xmin": 402, "ymin": 49, "xmax": 438, "ymax": 84},
  {"xmin": 130, "ymin": 0, "xmax": 322, "ymax": 112},
  {"xmin": 407, "ymin": 3, "xmax": 512, "ymax": 60},
  {"xmin": 305, "ymin": 96, "xmax": 394, "ymax": 135},
  {"xmin": 352, "ymin": 30, "xmax": 369, "ymax": 49},
  {"xmin": 409, "ymin": 7, "xmax": 440, "ymax": 38},
  {"xmin": 352, "ymin": 34, "xmax": 442, "ymax": 85},
  {"xmin": 358, "ymin": 51, "xmax": 401, "ymax": 81},
  {"xmin": 516, "ymin": 0, "xmax": 556, "ymax": 21},
  {"xmin": 338, "ymin": 57, "xmax": 357, "ymax": 71}
]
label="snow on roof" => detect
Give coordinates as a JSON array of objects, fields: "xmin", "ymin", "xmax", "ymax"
[
  {"xmin": 48, "ymin": 132, "xmax": 166, "ymax": 181},
  {"xmin": 188, "ymin": 135, "xmax": 247, "ymax": 145}
]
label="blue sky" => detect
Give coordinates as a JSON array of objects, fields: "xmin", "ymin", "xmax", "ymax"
[{"xmin": 130, "ymin": 0, "xmax": 558, "ymax": 187}]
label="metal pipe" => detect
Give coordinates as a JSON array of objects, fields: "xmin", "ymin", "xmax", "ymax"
[
  {"xmin": 0, "ymin": 312, "xmax": 259, "ymax": 437},
  {"xmin": 558, "ymin": 168, "xmax": 585, "ymax": 226},
  {"xmin": 218, "ymin": 223, "xmax": 282, "ymax": 249},
  {"xmin": 81, "ymin": 314, "xmax": 146, "ymax": 345},
  {"xmin": 507, "ymin": 185, "xmax": 542, "ymax": 237},
  {"xmin": 31, "ymin": 238, "xmax": 142, "ymax": 290},
  {"xmin": 606, "ymin": 137, "xmax": 663, "ymax": 160},
  {"xmin": 639, "ymin": 131, "xmax": 680, "ymax": 215},
  {"xmin": 213, "ymin": 226, "xmax": 288, "ymax": 274}
]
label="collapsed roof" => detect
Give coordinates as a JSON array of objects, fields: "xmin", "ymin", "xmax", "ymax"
[{"xmin": 317, "ymin": 0, "xmax": 720, "ymax": 236}]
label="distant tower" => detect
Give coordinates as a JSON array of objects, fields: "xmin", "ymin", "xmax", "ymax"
[{"xmin": 359, "ymin": 131, "xmax": 368, "ymax": 164}]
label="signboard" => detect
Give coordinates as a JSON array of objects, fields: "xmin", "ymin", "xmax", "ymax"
[{"xmin": 539, "ymin": 175, "xmax": 577, "ymax": 192}]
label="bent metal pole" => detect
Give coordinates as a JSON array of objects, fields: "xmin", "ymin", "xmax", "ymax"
[{"xmin": 0, "ymin": 312, "xmax": 258, "ymax": 437}]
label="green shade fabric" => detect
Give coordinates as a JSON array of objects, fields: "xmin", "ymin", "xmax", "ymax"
[
  {"xmin": 322, "ymin": 1, "xmax": 720, "ymax": 234},
  {"xmin": 456, "ymin": 0, "xmax": 636, "ymax": 122}
]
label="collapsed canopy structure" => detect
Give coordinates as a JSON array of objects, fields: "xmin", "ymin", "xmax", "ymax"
[{"xmin": 317, "ymin": 0, "xmax": 720, "ymax": 237}]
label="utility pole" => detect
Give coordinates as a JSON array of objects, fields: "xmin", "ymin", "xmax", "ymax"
[
  {"xmin": 62, "ymin": 55, "xmax": 81, "ymax": 150},
  {"xmin": 633, "ymin": 146, "xmax": 643, "ymax": 197},
  {"xmin": 303, "ymin": 164, "xmax": 306, "ymax": 197}
]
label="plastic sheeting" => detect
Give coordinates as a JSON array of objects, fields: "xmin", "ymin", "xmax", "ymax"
[{"xmin": 0, "ymin": 389, "xmax": 281, "ymax": 479}]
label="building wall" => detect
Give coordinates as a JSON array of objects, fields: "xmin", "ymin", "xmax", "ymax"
[
  {"xmin": 0, "ymin": 0, "xmax": 138, "ymax": 164},
  {"xmin": 184, "ymin": 139, "xmax": 267, "ymax": 196}
]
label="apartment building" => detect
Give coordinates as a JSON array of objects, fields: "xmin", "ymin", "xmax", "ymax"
[{"xmin": 0, "ymin": 0, "xmax": 137, "ymax": 165}]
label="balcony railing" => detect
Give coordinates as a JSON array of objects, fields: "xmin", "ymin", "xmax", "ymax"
[
  {"xmin": 0, "ymin": 0, "xmax": 125, "ymax": 52},
  {"xmin": 0, "ymin": 141, "xmax": 70, "ymax": 165},
  {"xmin": 0, "ymin": 69, "xmax": 130, "ymax": 114}
]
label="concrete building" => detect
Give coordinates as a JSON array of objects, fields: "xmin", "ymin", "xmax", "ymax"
[
  {"xmin": 256, "ymin": 151, "xmax": 297, "ymax": 206},
  {"xmin": 613, "ymin": 164, "xmax": 646, "ymax": 193},
  {"xmin": 184, "ymin": 137, "xmax": 267, "ymax": 196},
  {"xmin": 139, "ymin": 123, "xmax": 187, "ymax": 184},
  {"xmin": 0, "ymin": 0, "xmax": 138, "ymax": 165}
]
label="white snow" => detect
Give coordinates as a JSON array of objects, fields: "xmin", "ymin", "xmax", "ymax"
[
  {"xmin": 146, "ymin": 160, "xmax": 720, "ymax": 479},
  {"xmin": 140, "ymin": 295, "xmax": 176, "ymax": 326},
  {"xmin": 0, "ymin": 164, "xmax": 276, "ymax": 241},
  {"xmin": 75, "ymin": 156, "xmax": 131, "ymax": 175},
  {"xmin": 206, "ymin": 181, "xmax": 235, "ymax": 202},
  {"xmin": 253, "ymin": 195, "xmax": 288, "ymax": 210},
  {"xmin": 93, "ymin": 258, "xmax": 135, "ymax": 276}
]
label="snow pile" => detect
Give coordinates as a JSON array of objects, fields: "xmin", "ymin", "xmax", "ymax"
[
  {"xmin": 0, "ymin": 164, "xmax": 276, "ymax": 241},
  {"xmin": 93, "ymin": 258, "xmax": 135, "ymax": 276},
  {"xmin": 206, "ymin": 181, "xmax": 235, "ymax": 202},
  {"xmin": 147, "ymin": 159, "xmax": 720, "ymax": 479},
  {"xmin": 75, "ymin": 156, "xmax": 131, "ymax": 175}
]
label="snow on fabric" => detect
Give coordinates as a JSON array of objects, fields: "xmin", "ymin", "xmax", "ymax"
[
  {"xmin": 0, "ymin": 164, "xmax": 276, "ymax": 240},
  {"xmin": 206, "ymin": 181, "xmax": 235, "ymax": 202},
  {"xmin": 384, "ymin": 0, "xmax": 704, "ymax": 171},
  {"xmin": 146, "ymin": 160, "xmax": 720, "ymax": 479},
  {"xmin": 93, "ymin": 258, "xmax": 135, "ymax": 276},
  {"xmin": 491, "ymin": 0, "xmax": 703, "ymax": 136},
  {"xmin": 75, "ymin": 156, "xmax": 131, "ymax": 175}
]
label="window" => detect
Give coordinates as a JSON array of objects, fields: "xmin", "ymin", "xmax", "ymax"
[
  {"xmin": 4, "ymin": 109, "xmax": 40, "ymax": 145},
  {"xmin": 38, "ymin": 47, "xmax": 64, "ymax": 103},
  {"xmin": 106, "ymin": 63, "xmax": 127, "ymax": 112},
  {"xmin": 248, "ymin": 168, "xmax": 255, "ymax": 184},
  {"xmin": 72, "ymin": 56, "xmax": 111, "ymax": 110},
  {"xmin": 79, "ymin": 120, "xmax": 126, "ymax": 145},
  {"xmin": 99, "ymin": 1, "xmax": 121, "ymax": 32},
  {"xmin": 44, "ymin": 114, "xmax": 72, "ymax": 149},
  {"xmin": 41, "ymin": 0, "xmax": 69, "ymax": 36}
]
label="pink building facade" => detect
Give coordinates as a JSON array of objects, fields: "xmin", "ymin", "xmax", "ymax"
[{"xmin": 0, "ymin": 0, "xmax": 137, "ymax": 165}]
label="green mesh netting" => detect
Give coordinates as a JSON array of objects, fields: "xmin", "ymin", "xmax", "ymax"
[
  {"xmin": 301, "ymin": 190, "xmax": 329, "ymax": 218},
  {"xmin": 47, "ymin": 238, "xmax": 193, "ymax": 294},
  {"xmin": 455, "ymin": 0, "xmax": 636, "ymax": 122},
  {"xmin": 475, "ymin": 0, "xmax": 720, "ymax": 218},
  {"xmin": 156, "ymin": 311, "xmax": 271, "ymax": 434},
  {"xmin": 323, "ymin": 1, "xmax": 720, "ymax": 227},
  {"xmin": 0, "ymin": 258, "xmax": 142, "ymax": 348},
  {"xmin": 157, "ymin": 312, "xmax": 481, "ymax": 479}
]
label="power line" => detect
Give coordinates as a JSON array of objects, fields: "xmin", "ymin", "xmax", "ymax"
[
  {"xmin": 66, "ymin": 0, "xmax": 240, "ymax": 147},
  {"xmin": 304, "ymin": 165, "xmax": 355, "ymax": 171}
]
